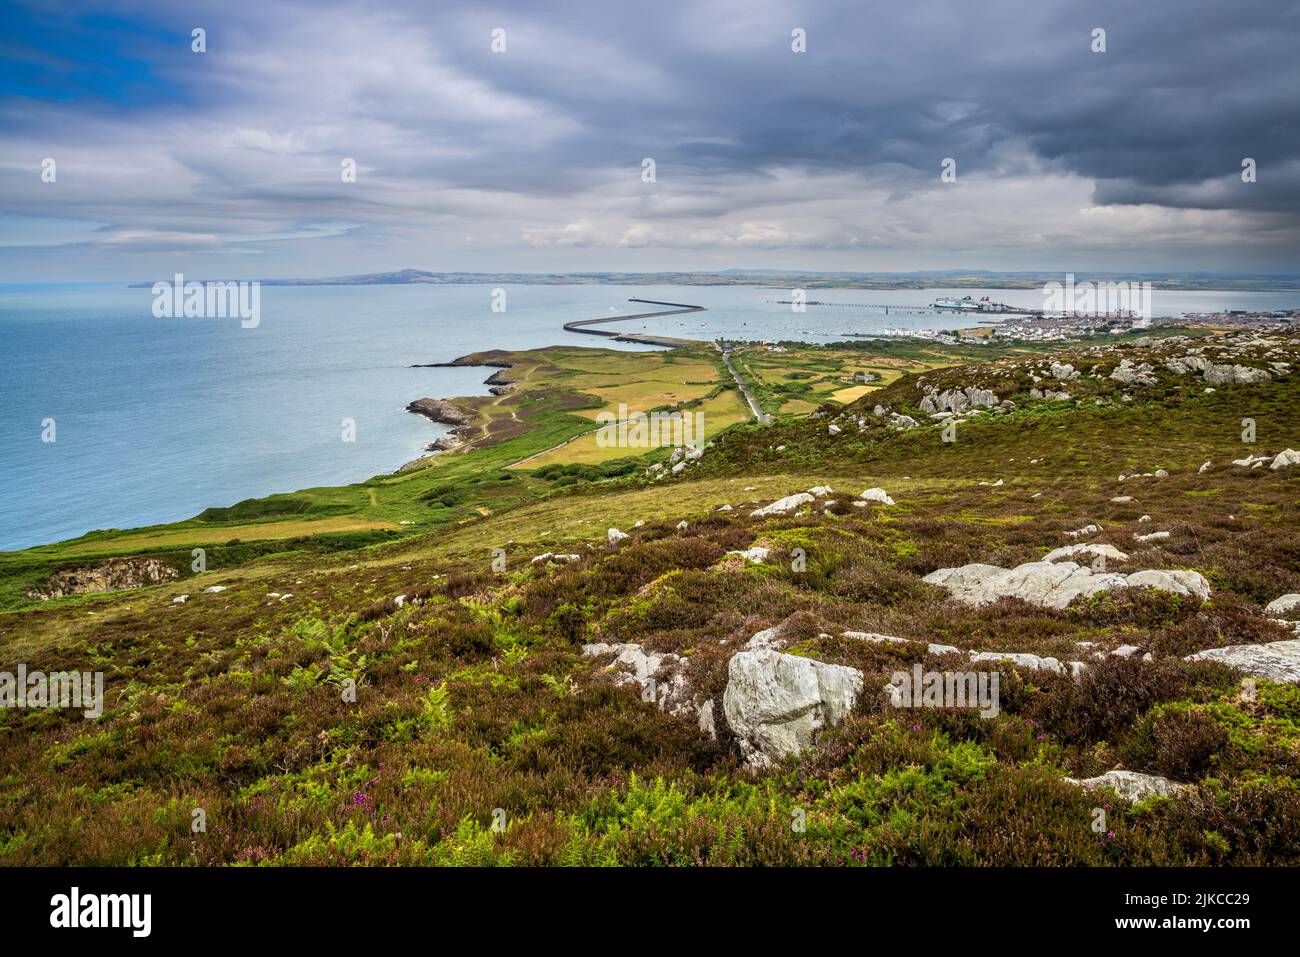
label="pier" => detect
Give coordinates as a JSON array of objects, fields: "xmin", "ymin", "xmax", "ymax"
[
  {"xmin": 765, "ymin": 299, "xmax": 1042, "ymax": 316},
  {"xmin": 564, "ymin": 298, "xmax": 706, "ymax": 347}
]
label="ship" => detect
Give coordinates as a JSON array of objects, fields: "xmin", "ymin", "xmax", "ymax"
[{"xmin": 932, "ymin": 295, "xmax": 986, "ymax": 312}]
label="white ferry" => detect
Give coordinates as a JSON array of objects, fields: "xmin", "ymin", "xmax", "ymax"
[{"xmin": 932, "ymin": 295, "xmax": 985, "ymax": 312}]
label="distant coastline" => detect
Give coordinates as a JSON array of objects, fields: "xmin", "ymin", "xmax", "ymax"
[{"xmin": 121, "ymin": 267, "xmax": 1300, "ymax": 293}]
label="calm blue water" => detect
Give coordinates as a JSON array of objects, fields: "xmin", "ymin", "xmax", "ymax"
[{"xmin": 2, "ymin": 282, "xmax": 1297, "ymax": 550}]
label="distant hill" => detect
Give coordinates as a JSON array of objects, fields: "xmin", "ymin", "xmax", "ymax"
[{"xmin": 131, "ymin": 268, "xmax": 1300, "ymax": 291}]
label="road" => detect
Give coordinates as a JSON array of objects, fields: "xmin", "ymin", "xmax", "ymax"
[{"xmin": 721, "ymin": 347, "xmax": 772, "ymax": 424}]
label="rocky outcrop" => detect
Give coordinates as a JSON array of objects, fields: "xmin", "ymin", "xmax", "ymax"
[
  {"xmin": 922, "ymin": 560, "xmax": 1209, "ymax": 610},
  {"xmin": 859, "ymin": 487, "xmax": 895, "ymax": 505},
  {"xmin": 918, "ymin": 384, "xmax": 998, "ymax": 416},
  {"xmin": 1185, "ymin": 639, "xmax": 1300, "ymax": 683},
  {"xmin": 723, "ymin": 650, "xmax": 863, "ymax": 769},
  {"xmin": 1065, "ymin": 770, "xmax": 1190, "ymax": 803},
  {"xmin": 1109, "ymin": 359, "xmax": 1158, "ymax": 387},
  {"xmin": 582, "ymin": 642, "xmax": 694, "ymax": 715},
  {"xmin": 405, "ymin": 397, "xmax": 476, "ymax": 426},
  {"xmin": 1202, "ymin": 363, "xmax": 1272, "ymax": 386},
  {"xmin": 30, "ymin": 558, "xmax": 178, "ymax": 600}
]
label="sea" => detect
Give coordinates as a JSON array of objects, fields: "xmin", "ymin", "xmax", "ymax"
[{"xmin": 3, "ymin": 281, "xmax": 1298, "ymax": 551}]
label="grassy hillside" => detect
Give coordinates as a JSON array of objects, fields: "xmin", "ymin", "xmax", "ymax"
[{"xmin": 2, "ymin": 330, "xmax": 1299, "ymax": 865}]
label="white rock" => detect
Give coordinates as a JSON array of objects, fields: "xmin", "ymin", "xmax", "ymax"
[
  {"xmin": 745, "ymin": 624, "xmax": 788, "ymax": 651},
  {"xmin": 531, "ymin": 552, "xmax": 581, "ymax": 565},
  {"xmin": 842, "ymin": 631, "xmax": 908, "ymax": 645},
  {"xmin": 924, "ymin": 561, "xmax": 1209, "ymax": 609},
  {"xmin": 1064, "ymin": 770, "xmax": 1190, "ymax": 803},
  {"xmin": 1270, "ymin": 449, "xmax": 1300, "ymax": 470},
  {"xmin": 1198, "ymin": 461, "xmax": 1213, "ymax": 474},
  {"xmin": 172, "ymin": 595, "xmax": 188, "ymax": 604},
  {"xmin": 727, "ymin": 546, "xmax": 771, "ymax": 564},
  {"xmin": 1043, "ymin": 543, "xmax": 1129, "ymax": 564},
  {"xmin": 723, "ymin": 650, "xmax": 863, "ymax": 769},
  {"xmin": 583, "ymin": 642, "xmax": 694, "ymax": 714},
  {"xmin": 676, "ymin": 520, "xmax": 689, "ymax": 530},
  {"xmin": 969, "ymin": 651, "xmax": 1062, "ymax": 672},
  {"xmin": 1110, "ymin": 496, "xmax": 1133, "ymax": 503},
  {"xmin": 1203, "ymin": 363, "xmax": 1271, "ymax": 386},
  {"xmin": 751, "ymin": 492, "xmax": 815, "ymax": 518},
  {"xmin": 1134, "ymin": 531, "xmax": 1170, "ymax": 543},
  {"xmin": 1185, "ymin": 639, "xmax": 1300, "ymax": 682},
  {"xmin": 1126, "ymin": 569, "xmax": 1211, "ymax": 601},
  {"xmin": 807, "ymin": 485, "xmax": 834, "ymax": 496},
  {"xmin": 607, "ymin": 527, "xmax": 630, "ymax": 544},
  {"xmin": 394, "ymin": 595, "xmax": 406, "ymax": 608},
  {"xmin": 859, "ymin": 487, "xmax": 895, "ymax": 506},
  {"xmin": 928, "ymin": 560, "xmax": 1127, "ymax": 609},
  {"xmin": 1065, "ymin": 524, "xmax": 1103, "ymax": 539},
  {"xmin": 1233, "ymin": 454, "xmax": 1271, "ymax": 468},
  {"xmin": 1264, "ymin": 594, "xmax": 1300, "ymax": 618},
  {"xmin": 202, "ymin": 585, "xmax": 227, "ymax": 593},
  {"xmin": 927, "ymin": 643, "xmax": 962, "ymax": 656},
  {"xmin": 697, "ymin": 699, "xmax": 716, "ymax": 740}
]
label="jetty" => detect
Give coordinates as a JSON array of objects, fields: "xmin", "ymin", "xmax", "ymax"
[
  {"xmin": 765, "ymin": 299, "xmax": 1042, "ymax": 316},
  {"xmin": 564, "ymin": 298, "xmax": 705, "ymax": 347}
]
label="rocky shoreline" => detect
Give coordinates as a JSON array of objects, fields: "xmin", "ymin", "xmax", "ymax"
[
  {"xmin": 403, "ymin": 397, "xmax": 478, "ymax": 455},
  {"xmin": 401, "ymin": 352, "xmax": 522, "ymax": 466}
]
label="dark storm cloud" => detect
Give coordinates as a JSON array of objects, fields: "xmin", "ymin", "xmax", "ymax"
[{"xmin": 0, "ymin": 0, "xmax": 1296, "ymax": 275}]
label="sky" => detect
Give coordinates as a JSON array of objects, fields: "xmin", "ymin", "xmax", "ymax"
[{"xmin": 0, "ymin": 0, "xmax": 1297, "ymax": 281}]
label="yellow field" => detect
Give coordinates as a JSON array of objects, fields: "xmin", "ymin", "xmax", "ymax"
[
  {"xmin": 830, "ymin": 384, "xmax": 874, "ymax": 403},
  {"xmin": 52, "ymin": 517, "xmax": 398, "ymax": 556},
  {"xmin": 516, "ymin": 388, "xmax": 751, "ymax": 468},
  {"xmin": 545, "ymin": 351, "xmax": 721, "ymax": 420}
]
